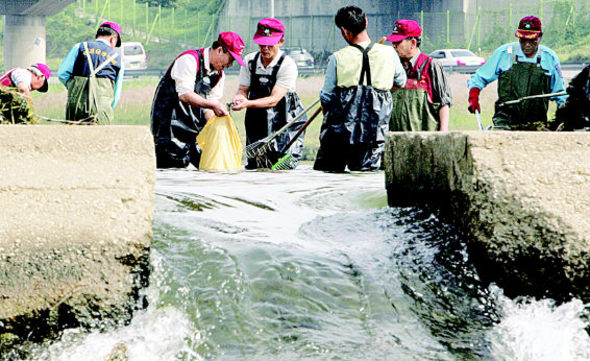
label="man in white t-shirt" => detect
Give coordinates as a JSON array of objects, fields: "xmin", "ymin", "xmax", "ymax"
[
  {"xmin": 0, "ymin": 63, "xmax": 51, "ymax": 101},
  {"xmin": 232, "ymin": 18, "xmax": 307, "ymax": 169},
  {"xmin": 151, "ymin": 32, "xmax": 246, "ymax": 168}
]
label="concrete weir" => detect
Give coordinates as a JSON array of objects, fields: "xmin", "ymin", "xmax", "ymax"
[
  {"xmin": 384, "ymin": 131, "xmax": 590, "ymax": 302},
  {"xmin": 0, "ymin": 125, "xmax": 155, "ymax": 351}
]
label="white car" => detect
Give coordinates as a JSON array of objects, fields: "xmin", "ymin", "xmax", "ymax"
[
  {"xmin": 118, "ymin": 42, "xmax": 148, "ymax": 70},
  {"xmin": 429, "ymin": 49, "xmax": 485, "ymax": 67}
]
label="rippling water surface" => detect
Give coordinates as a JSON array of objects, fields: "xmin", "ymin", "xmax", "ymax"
[{"xmin": 30, "ymin": 168, "xmax": 590, "ymax": 361}]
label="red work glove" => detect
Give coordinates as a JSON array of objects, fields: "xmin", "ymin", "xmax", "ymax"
[{"xmin": 468, "ymin": 87, "xmax": 481, "ymax": 114}]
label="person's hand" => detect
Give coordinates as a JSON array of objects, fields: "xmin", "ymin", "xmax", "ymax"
[
  {"xmin": 231, "ymin": 94, "xmax": 248, "ymax": 111},
  {"xmin": 468, "ymin": 87, "xmax": 481, "ymax": 113},
  {"xmin": 211, "ymin": 100, "xmax": 229, "ymax": 117}
]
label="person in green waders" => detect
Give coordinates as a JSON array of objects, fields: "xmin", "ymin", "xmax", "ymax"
[
  {"xmin": 58, "ymin": 21, "xmax": 124, "ymax": 124},
  {"xmin": 468, "ymin": 16, "xmax": 567, "ymax": 130},
  {"xmin": 388, "ymin": 20, "xmax": 452, "ymax": 132}
]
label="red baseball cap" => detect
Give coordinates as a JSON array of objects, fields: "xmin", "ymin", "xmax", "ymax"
[
  {"xmin": 100, "ymin": 21, "xmax": 122, "ymax": 47},
  {"xmin": 253, "ymin": 18, "xmax": 285, "ymax": 46},
  {"xmin": 515, "ymin": 16, "xmax": 542, "ymax": 39},
  {"xmin": 387, "ymin": 19, "xmax": 422, "ymax": 43},
  {"xmin": 29, "ymin": 63, "xmax": 51, "ymax": 92},
  {"xmin": 218, "ymin": 32, "xmax": 246, "ymax": 66}
]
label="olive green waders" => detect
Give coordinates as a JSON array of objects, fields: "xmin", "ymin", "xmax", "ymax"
[
  {"xmin": 493, "ymin": 53, "xmax": 552, "ymax": 130},
  {"xmin": 390, "ymin": 88, "xmax": 440, "ymax": 131},
  {"xmin": 66, "ymin": 42, "xmax": 119, "ymax": 125}
]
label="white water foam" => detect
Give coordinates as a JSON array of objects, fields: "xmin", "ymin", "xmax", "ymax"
[
  {"xmin": 490, "ymin": 287, "xmax": 590, "ymax": 361},
  {"xmin": 33, "ymin": 306, "xmax": 199, "ymax": 361}
]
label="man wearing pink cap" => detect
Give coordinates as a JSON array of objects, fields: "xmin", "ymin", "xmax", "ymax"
[
  {"xmin": 0, "ymin": 63, "xmax": 51, "ymax": 100},
  {"xmin": 151, "ymin": 32, "xmax": 246, "ymax": 169},
  {"xmin": 468, "ymin": 16, "xmax": 566, "ymax": 130},
  {"xmin": 387, "ymin": 19, "xmax": 452, "ymax": 132},
  {"xmin": 314, "ymin": 6, "xmax": 406, "ymax": 172},
  {"xmin": 58, "ymin": 21, "xmax": 124, "ymax": 124},
  {"xmin": 231, "ymin": 18, "xmax": 307, "ymax": 169}
]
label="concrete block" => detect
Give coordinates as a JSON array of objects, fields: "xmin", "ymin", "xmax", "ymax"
[
  {"xmin": 0, "ymin": 125, "xmax": 155, "ymax": 349},
  {"xmin": 384, "ymin": 131, "xmax": 590, "ymax": 301}
]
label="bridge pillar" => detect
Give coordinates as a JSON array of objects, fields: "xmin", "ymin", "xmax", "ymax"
[{"xmin": 4, "ymin": 14, "xmax": 46, "ymax": 68}]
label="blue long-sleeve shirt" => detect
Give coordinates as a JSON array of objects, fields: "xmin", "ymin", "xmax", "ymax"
[
  {"xmin": 58, "ymin": 39, "xmax": 125, "ymax": 109},
  {"xmin": 469, "ymin": 42, "xmax": 566, "ymax": 104}
]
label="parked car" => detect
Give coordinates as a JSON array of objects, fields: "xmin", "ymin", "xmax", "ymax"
[
  {"xmin": 117, "ymin": 42, "xmax": 148, "ymax": 70},
  {"xmin": 283, "ymin": 47, "xmax": 314, "ymax": 70},
  {"xmin": 429, "ymin": 49, "xmax": 485, "ymax": 67}
]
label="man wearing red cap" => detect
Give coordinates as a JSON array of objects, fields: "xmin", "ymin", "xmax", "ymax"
[
  {"xmin": 387, "ymin": 19, "xmax": 452, "ymax": 132},
  {"xmin": 58, "ymin": 21, "xmax": 124, "ymax": 124},
  {"xmin": 0, "ymin": 62, "xmax": 51, "ymax": 100},
  {"xmin": 468, "ymin": 16, "xmax": 566, "ymax": 130},
  {"xmin": 314, "ymin": 6, "xmax": 406, "ymax": 172},
  {"xmin": 151, "ymin": 32, "xmax": 245, "ymax": 169},
  {"xmin": 231, "ymin": 18, "xmax": 307, "ymax": 169}
]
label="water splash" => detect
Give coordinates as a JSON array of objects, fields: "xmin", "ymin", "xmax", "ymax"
[{"xmin": 490, "ymin": 287, "xmax": 590, "ymax": 361}]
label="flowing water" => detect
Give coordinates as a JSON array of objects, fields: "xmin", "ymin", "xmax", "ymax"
[{"xmin": 27, "ymin": 168, "xmax": 590, "ymax": 360}]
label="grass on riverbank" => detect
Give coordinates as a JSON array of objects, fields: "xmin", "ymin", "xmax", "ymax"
[{"xmin": 32, "ymin": 72, "xmax": 560, "ymax": 161}]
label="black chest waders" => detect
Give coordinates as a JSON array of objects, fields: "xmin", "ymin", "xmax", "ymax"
[
  {"xmin": 244, "ymin": 52, "xmax": 307, "ymax": 169},
  {"xmin": 494, "ymin": 51, "xmax": 552, "ymax": 130},
  {"xmin": 314, "ymin": 43, "xmax": 393, "ymax": 172},
  {"xmin": 150, "ymin": 50, "xmax": 221, "ymax": 168}
]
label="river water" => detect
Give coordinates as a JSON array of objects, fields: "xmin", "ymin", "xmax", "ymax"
[{"xmin": 29, "ymin": 168, "xmax": 590, "ymax": 361}]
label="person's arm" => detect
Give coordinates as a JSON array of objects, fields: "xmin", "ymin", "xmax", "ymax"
[
  {"xmin": 10, "ymin": 69, "xmax": 32, "ymax": 99},
  {"xmin": 112, "ymin": 60, "xmax": 124, "ymax": 109},
  {"xmin": 429, "ymin": 59, "xmax": 453, "ymax": 131},
  {"xmin": 172, "ymin": 54, "xmax": 228, "ymax": 116},
  {"xmin": 234, "ymin": 84, "xmax": 288, "ymax": 110},
  {"xmin": 320, "ymin": 54, "xmax": 338, "ymax": 109},
  {"xmin": 203, "ymin": 72, "xmax": 225, "ymax": 119},
  {"xmin": 58, "ymin": 43, "xmax": 80, "ymax": 86},
  {"xmin": 468, "ymin": 45, "xmax": 508, "ymax": 90},
  {"xmin": 546, "ymin": 50, "xmax": 567, "ymax": 105},
  {"xmin": 439, "ymin": 105, "xmax": 449, "ymax": 131}
]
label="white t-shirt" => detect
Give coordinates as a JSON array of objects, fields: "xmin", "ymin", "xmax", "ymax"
[
  {"xmin": 239, "ymin": 50, "xmax": 298, "ymax": 92},
  {"xmin": 170, "ymin": 48, "xmax": 224, "ymax": 102},
  {"xmin": 10, "ymin": 68, "xmax": 32, "ymax": 90}
]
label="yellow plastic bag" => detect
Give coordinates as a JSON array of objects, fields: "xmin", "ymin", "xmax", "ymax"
[{"xmin": 196, "ymin": 115, "xmax": 243, "ymax": 170}]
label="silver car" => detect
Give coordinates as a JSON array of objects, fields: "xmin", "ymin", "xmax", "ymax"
[{"xmin": 283, "ymin": 47, "xmax": 314, "ymax": 70}]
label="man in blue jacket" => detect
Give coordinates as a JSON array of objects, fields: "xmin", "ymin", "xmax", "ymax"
[
  {"xmin": 58, "ymin": 21, "xmax": 124, "ymax": 124},
  {"xmin": 468, "ymin": 16, "xmax": 566, "ymax": 130}
]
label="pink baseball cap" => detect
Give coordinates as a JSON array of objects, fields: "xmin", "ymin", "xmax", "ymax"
[
  {"xmin": 387, "ymin": 19, "xmax": 422, "ymax": 43},
  {"xmin": 218, "ymin": 32, "xmax": 246, "ymax": 66},
  {"xmin": 29, "ymin": 63, "xmax": 51, "ymax": 92},
  {"xmin": 253, "ymin": 18, "xmax": 285, "ymax": 46},
  {"xmin": 100, "ymin": 21, "xmax": 122, "ymax": 47},
  {"xmin": 515, "ymin": 16, "xmax": 542, "ymax": 39}
]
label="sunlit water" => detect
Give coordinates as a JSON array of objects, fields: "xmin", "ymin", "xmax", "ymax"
[{"xmin": 26, "ymin": 167, "xmax": 590, "ymax": 360}]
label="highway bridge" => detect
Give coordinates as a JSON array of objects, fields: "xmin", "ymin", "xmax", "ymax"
[{"xmin": 0, "ymin": 0, "xmax": 74, "ymax": 68}]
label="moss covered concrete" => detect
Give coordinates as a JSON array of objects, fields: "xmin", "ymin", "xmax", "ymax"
[
  {"xmin": 0, "ymin": 125, "xmax": 155, "ymax": 356},
  {"xmin": 384, "ymin": 131, "xmax": 590, "ymax": 301}
]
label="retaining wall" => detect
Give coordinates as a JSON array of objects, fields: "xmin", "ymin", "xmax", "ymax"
[
  {"xmin": 384, "ymin": 131, "xmax": 590, "ymax": 301},
  {"xmin": 0, "ymin": 125, "xmax": 155, "ymax": 354}
]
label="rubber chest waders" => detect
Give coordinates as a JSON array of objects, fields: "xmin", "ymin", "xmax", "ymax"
[
  {"xmin": 314, "ymin": 43, "xmax": 393, "ymax": 172},
  {"xmin": 494, "ymin": 48, "xmax": 552, "ymax": 130},
  {"xmin": 244, "ymin": 52, "xmax": 306, "ymax": 169},
  {"xmin": 150, "ymin": 49, "xmax": 222, "ymax": 168},
  {"xmin": 66, "ymin": 42, "xmax": 119, "ymax": 124},
  {"xmin": 390, "ymin": 53, "xmax": 440, "ymax": 131}
]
